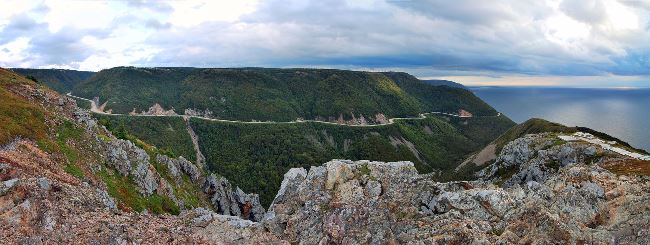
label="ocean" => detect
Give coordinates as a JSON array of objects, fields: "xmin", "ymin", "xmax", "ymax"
[{"xmin": 471, "ymin": 87, "xmax": 650, "ymax": 151}]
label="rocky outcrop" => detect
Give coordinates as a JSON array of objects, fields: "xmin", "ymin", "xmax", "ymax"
[
  {"xmin": 156, "ymin": 154, "xmax": 201, "ymax": 184},
  {"xmin": 260, "ymin": 156, "xmax": 650, "ymax": 244},
  {"xmin": 477, "ymin": 133, "xmax": 605, "ymax": 187},
  {"xmin": 104, "ymin": 139, "xmax": 159, "ymax": 195},
  {"xmin": 202, "ymin": 174, "xmax": 265, "ymax": 222},
  {"xmin": 141, "ymin": 103, "xmax": 177, "ymax": 116}
]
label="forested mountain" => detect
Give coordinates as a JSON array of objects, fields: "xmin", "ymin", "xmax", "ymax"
[
  {"xmin": 10, "ymin": 68, "xmax": 95, "ymax": 93},
  {"xmin": 420, "ymin": 79, "xmax": 468, "ymax": 89},
  {"xmin": 67, "ymin": 67, "xmax": 516, "ymax": 205},
  {"xmin": 72, "ymin": 67, "xmax": 497, "ymax": 122}
]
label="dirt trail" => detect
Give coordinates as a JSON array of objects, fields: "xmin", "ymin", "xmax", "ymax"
[{"xmin": 183, "ymin": 116, "xmax": 206, "ymax": 170}]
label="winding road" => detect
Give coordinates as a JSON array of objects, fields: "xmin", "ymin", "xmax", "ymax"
[{"xmin": 66, "ymin": 93, "xmax": 500, "ymax": 127}]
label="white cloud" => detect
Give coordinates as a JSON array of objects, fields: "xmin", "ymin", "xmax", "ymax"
[
  {"xmin": 168, "ymin": 0, "xmax": 259, "ymax": 26},
  {"xmin": 0, "ymin": 0, "xmax": 648, "ymax": 84}
]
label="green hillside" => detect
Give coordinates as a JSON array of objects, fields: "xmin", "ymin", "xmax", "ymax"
[
  {"xmin": 93, "ymin": 114, "xmax": 197, "ymax": 162},
  {"xmin": 0, "ymin": 68, "xmax": 49, "ymax": 145},
  {"xmin": 421, "ymin": 79, "xmax": 468, "ymax": 89},
  {"xmin": 73, "ymin": 67, "xmax": 499, "ymax": 122},
  {"xmin": 11, "ymin": 68, "xmax": 95, "ymax": 93}
]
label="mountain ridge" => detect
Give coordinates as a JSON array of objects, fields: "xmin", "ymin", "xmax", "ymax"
[
  {"xmin": 10, "ymin": 68, "xmax": 95, "ymax": 94},
  {"xmin": 71, "ymin": 67, "xmax": 498, "ymax": 122}
]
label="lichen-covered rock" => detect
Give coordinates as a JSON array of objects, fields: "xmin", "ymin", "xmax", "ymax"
[
  {"xmin": 96, "ymin": 188, "xmax": 117, "ymax": 210},
  {"xmin": 477, "ymin": 133, "xmax": 616, "ymax": 188},
  {"xmin": 261, "ymin": 154, "xmax": 650, "ymax": 244},
  {"xmin": 233, "ymin": 187, "xmax": 265, "ymax": 222}
]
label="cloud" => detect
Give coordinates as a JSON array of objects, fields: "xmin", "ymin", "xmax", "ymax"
[
  {"xmin": 620, "ymin": 0, "xmax": 650, "ymax": 10},
  {"xmin": 126, "ymin": 0, "xmax": 174, "ymax": 13},
  {"xmin": 0, "ymin": 0, "xmax": 649, "ymax": 82},
  {"xmin": 560, "ymin": 0, "xmax": 608, "ymax": 24},
  {"xmin": 0, "ymin": 15, "xmax": 48, "ymax": 44}
]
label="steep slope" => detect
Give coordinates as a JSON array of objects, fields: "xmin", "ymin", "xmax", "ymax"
[
  {"xmin": 10, "ymin": 68, "xmax": 95, "ymax": 93},
  {"xmin": 72, "ymin": 67, "xmax": 500, "ymax": 122},
  {"xmin": 0, "ymin": 68, "xmax": 270, "ymax": 243},
  {"xmin": 0, "ymin": 69, "xmax": 49, "ymax": 145}
]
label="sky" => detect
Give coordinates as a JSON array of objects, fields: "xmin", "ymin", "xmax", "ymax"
[{"xmin": 0, "ymin": 0, "xmax": 649, "ymax": 87}]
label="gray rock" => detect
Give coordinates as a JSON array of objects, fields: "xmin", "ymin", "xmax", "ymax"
[
  {"xmin": 37, "ymin": 177, "xmax": 50, "ymax": 191},
  {"xmin": 96, "ymin": 188, "xmax": 117, "ymax": 210},
  {"xmin": 202, "ymin": 174, "xmax": 265, "ymax": 221},
  {"xmin": 365, "ymin": 180, "xmax": 382, "ymax": 198},
  {"xmin": 1, "ymin": 178, "xmax": 19, "ymax": 196},
  {"xmin": 131, "ymin": 162, "xmax": 158, "ymax": 196},
  {"xmin": 256, "ymin": 147, "xmax": 650, "ymax": 244},
  {"xmin": 156, "ymin": 154, "xmax": 201, "ymax": 184},
  {"xmin": 42, "ymin": 211, "xmax": 56, "ymax": 231}
]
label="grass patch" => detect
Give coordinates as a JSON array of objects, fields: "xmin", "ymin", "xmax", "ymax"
[
  {"xmin": 64, "ymin": 163, "xmax": 84, "ymax": 178},
  {"xmin": 0, "ymin": 88, "xmax": 48, "ymax": 145},
  {"xmin": 97, "ymin": 134, "xmax": 112, "ymax": 142},
  {"xmin": 359, "ymin": 163, "xmax": 371, "ymax": 176},
  {"xmin": 601, "ymin": 159, "xmax": 650, "ymax": 176},
  {"xmin": 55, "ymin": 120, "xmax": 84, "ymax": 164}
]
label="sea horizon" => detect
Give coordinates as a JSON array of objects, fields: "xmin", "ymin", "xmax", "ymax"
[{"xmin": 472, "ymin": 86, "xmax": 650, "ymax": 152}]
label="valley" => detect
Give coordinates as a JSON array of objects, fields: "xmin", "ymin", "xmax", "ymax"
[
  {"xmin": 1, "ymin": 67, "xmax": 649, "ymax": 243},
  {"xmin": 3, "ymin": 1, "xmax": 649, "ymax": 243},
  {"xmin": 16, "ymin": 68, "xmax": 515, "ymax": 206}
]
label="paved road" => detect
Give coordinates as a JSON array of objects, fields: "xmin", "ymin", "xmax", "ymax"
[{"xmin": 67, "ymin": 93, "xmax": 499, "ymax": 127}]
